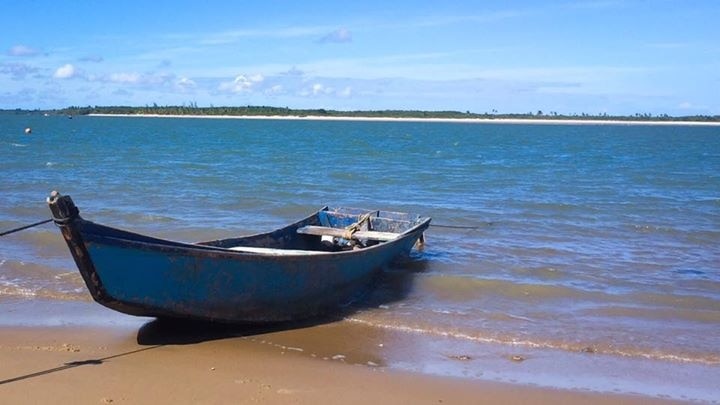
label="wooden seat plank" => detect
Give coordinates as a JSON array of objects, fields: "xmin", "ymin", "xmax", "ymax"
[{"xmin": 297, "ymin": 225, "xmax": 400, "ymax": 241}]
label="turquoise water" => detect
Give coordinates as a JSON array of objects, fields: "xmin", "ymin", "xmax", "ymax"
[{"xmin": 1, "ymin": 114, "xmax": 719, "ymax": 400}]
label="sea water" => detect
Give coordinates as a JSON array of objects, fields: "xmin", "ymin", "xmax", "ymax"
[{"xmin": 1, "ymin": 114, "xmax": 718, "ymax": 401}]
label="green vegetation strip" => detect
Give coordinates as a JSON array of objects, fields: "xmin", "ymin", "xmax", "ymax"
[{"xmin": 3, "ymin": 106, "xmax": 719, "ymax": 122}]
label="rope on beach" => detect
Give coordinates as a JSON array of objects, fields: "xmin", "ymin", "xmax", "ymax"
[{"xmin": 0, "ymin": 219, "xmax": 53, "ymax": 237}]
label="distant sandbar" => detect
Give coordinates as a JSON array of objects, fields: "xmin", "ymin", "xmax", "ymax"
[{"xmin": 88, "ymin": 113, "xmax": 720, "ymax": 126}]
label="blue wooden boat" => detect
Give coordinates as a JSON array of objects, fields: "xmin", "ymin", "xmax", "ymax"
[{"xmin": 47, "ymin": 191, "xmax": 430, "ymax": 323}]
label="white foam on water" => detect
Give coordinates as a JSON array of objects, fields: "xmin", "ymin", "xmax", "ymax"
[
  {"xmin": 344, "ymin": 315, "xmax": 720, "ymax": 402},
  {"xmin": 344, "ymin": 316, "xmax": 720, "ymax": 366}
]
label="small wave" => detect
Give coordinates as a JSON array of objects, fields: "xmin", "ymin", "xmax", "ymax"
[
  {"xmin": 344, "ymin": 317, "xmax": 720, "ymax": 366},
  {"xmin": 10, "ymin": 143, "xmax": 27, "ymax": 147},
  {"xmin": 0, "ymin": 282, "xmax": 90, "ymax": 302},
  {"xmin": 53, "ymin": 271, "xmax": 79, "ymax": 280},
  {"xmin": 0, "ymin": 260, "xmax": 88, "ymax": 301},
  {"xmin": 630, "ymin": 224, "xmax": 679, "ymax": 234},
  {"xmin": 140, "ymin": 214, "xmax": 177, "ymax": 223},
  {"xmin": 0, "ymin": 284, "xmax": 36, "ymax": 298},
  {"xmin": 431, "ymin": 308, "xmax": 470, "ymax": 316}
]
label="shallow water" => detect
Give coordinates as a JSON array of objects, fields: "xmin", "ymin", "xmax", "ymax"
[{"xmin": 1, "ymin": 114, "xmax": 719, "ymax": 401}]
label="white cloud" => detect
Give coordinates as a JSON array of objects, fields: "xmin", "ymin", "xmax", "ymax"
[
  {"xmin": 300, "ymin": 83, "xmax": 336, "ymax": 97},
  {"xmin": 312, "ymin": 83, "xmax": 325, "ymax": 95},
  {"xmin": 319, "ymin": 28, "xmax": 352, "ymax": 43},
  {"xmin": 110, "ymin": 72, "xmax": 141, "ymax": 83},
  {"xmin": 678, "ymin": 101, "xmax": 693, "ymax": 109},
  {"xmin": 194, "ymin": 26, "xmax": 332, "ymax": 45},
  {"xmin": 91, "ymin": 71, "xmax": 178, "ymax": 89},
  {"xmin": 8, "ymin": 45, "xmax": 40, "ymax": 57},
  {"xmin": 176, "ymin": 77, "xmax": 196, "ymax": 89},
  {"xmin": 53, "ymin": 64, "xmax": 76, "ymax": 79},
  {"xmin": 218, "ymin": 74, "xmax": 264, "ymax": 93},
  {"xmin": 339, "ymin": 86, "xmax": 352, "ymax": 97},
  {"xmin": 266, "ymin": 84, "xmax": 284, "ymax": 95},
  {"xmin": 281, "ymin": 66, "xmax": 305, "ymax": 76}
]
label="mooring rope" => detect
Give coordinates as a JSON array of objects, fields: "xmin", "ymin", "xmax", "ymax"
[
  {"xmin": 0, "ymin": 217, "xmax": 484, "ymax": 237},
  {"xmin": 343, "ymin": 212, "xmax": 374, "ymax": 239},
  {"xmin": 0, "ymin": 218, "xmax": 53, "ymax": 237}
]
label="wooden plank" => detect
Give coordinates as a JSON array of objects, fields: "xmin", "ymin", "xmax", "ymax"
[
  {"xmin": 227, "ymin": 246, "xmax": 331, "ymax": 256},
  {"xmin": 297, "ymin": 225, "xmax": 400, "ymax": 241}
]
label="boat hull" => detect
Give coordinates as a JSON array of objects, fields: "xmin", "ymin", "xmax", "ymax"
[{"xmin": 48, "ymin": 193, "xmax": 430, "ymax": 323}]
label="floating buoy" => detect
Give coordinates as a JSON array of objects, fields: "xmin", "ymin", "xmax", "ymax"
[{"xmin": 24, "ymin": 127, "xmax": 32, "ymax": 134}]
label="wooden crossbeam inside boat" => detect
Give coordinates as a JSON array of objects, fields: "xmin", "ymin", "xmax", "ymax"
[{"xmin": 297, "ymin": 225, "xmax": 400, "ymax": 241}]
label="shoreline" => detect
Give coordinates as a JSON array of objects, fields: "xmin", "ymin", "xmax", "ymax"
[
  {"xmin": 87, "ymin": 113, "xmax": 720, "ymax": 126},
  {"xmin": 0, "ymin": 300, "xmax": 678, "ymax": 405},
  {"xmin": 1, "ymin": 326, "xmax": 662, "ymax": 405},
  {"xmin": 0, "ymin": 298, "xmax": 699, "ymax": 403}
]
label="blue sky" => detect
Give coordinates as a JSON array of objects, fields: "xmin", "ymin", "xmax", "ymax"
[{"xmin": 1, "ymin": 0, "xmax": 718, "ymax": 115}]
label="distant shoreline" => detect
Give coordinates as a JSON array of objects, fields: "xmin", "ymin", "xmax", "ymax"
[{"xmin": 88, "ymin": 113, "xmax": 720, "ymax": 126}]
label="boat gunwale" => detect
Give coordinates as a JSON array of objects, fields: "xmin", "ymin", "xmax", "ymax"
[
  {"xmin": 76, "ymin": 209, "xmax": 431, "ymax": 259},
  {"xmin": 48, "ymin": 193, "xmax": 432, "ymax": 322}
]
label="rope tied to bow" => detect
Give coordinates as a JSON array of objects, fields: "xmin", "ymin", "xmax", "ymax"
[
  {"xmin": 342, "ymin": 212, "xmax": 374, "ymax": 240},
  {"xmin": 0, "ymin": 218, "xmax": 53, "ymax": 237}
]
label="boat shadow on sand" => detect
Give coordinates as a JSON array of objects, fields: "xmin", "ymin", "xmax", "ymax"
[{"xmin": 136, "ymin": 257, "xmax": 430, "ymax": 346}]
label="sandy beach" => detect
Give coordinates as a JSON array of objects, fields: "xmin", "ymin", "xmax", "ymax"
[
  {"xmin": 88, "ymin": 113, "xmax": 720, "ymax": 126},
  {"xmin": 0, "ymin": 299, "xmax": 678, "ymax": 405}
]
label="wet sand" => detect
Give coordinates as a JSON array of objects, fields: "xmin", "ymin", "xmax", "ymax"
[{"xmin": 0, "ymin": 299, "xmax": 679, "ymax": 404}]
